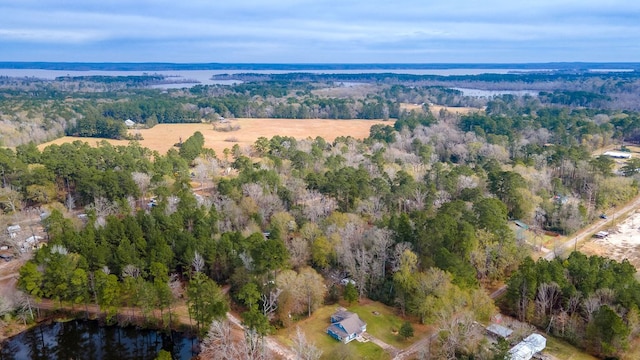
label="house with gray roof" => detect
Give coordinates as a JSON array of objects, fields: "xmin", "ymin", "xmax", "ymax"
[
  {"xmin": 509, "ymin": 333, "xmax": 546, "ymax": 360},
  {"xmin": 486, "ymin": 323, "xmax": 513, "ymax": 339},
  {"xmin": 326, "ymin": 309, "xmax": 367, "ymax": 343}
]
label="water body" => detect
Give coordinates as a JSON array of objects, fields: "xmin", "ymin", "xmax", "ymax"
[
  {"xmin": 452, "ymin": 87, "xmax": 540, "ymax": 97},
  {"xmin": 0, "ymin": 320, "xmax": 198, "ymax": 360},
  {"xmin": 0, "ymin": 68, "xmax": 532, "ymax": 81}
]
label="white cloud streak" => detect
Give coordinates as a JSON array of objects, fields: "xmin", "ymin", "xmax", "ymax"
[{"xmin": 0, "ymin": 0, "xmax": 639, "ymax": 62}]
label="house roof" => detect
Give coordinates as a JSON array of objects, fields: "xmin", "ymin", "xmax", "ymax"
[
  {"xmin": 486, "ymin": 323, "xmax": 513, "ymax": 338},
  {"xmin": 330, "ymin": 310, "xmax": 366, "ymax": 336},
  {"xmin": 327, "ymin": 323, "xmax": 349, "ymax": 338},
  {"xmin": 509, "ymin": 334, "xmax": 546, "ymax": 360},
  {"xmin": 603, "ymin": 151, "xmax": 632, "ymax": 159}
]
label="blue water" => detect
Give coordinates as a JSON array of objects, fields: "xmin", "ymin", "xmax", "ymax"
[{"xmin": 0, "ymin": 320, "xmax": 198, "ymax": 360}]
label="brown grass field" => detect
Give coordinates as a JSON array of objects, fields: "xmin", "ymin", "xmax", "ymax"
[
  {"xmin": 399, "ymin": 102, "xmax": 482, "ymax": 115},
  {"xmin": 39, "ymin": 118, "xmax": 392, "ymax": 155}
]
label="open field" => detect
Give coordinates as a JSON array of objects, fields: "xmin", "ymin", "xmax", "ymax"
[
  {"xmin": 593, "ymin": 144, "xmax": 640, "ymax": 173},
  {"xmin": 399, "ymin": 102, "xmax": 482, "ymax": 115},
  {"xmin": 38, "ymin": 118, "xmax": 392, "ymax": 156},
  {"xmin": 580, "ymin": 209, "xmax": 640, "ymax": 270},
  {"xmin": 429, "ymin": 104, "xmax": 482, "ymax": 115},
  {"xmin": 347, "ymin": 302, "xmax": 429, "ymax": 350},
  {"xmin": 544, "ymin": 335, "xmax": 599, "ymax": 360}
]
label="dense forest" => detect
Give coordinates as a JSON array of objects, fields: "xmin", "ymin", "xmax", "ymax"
[{"xmin": 2, "ymin": 69, "xmax": 640, "ymax": 358}]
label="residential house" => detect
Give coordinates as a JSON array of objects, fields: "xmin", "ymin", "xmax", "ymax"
[
  {"xmin": 509, "ymin": 333, "xmax": 546, "ymax": 360},
  {"xmin": 326, "ymin": 309, "xmax": 367, "ymax": 343}
]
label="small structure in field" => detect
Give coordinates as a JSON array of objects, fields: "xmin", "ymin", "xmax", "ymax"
[
  {"xmin": 603, "ymin": 151, "xmax": 632, "ymax": 159},
  {"xmin": 594, "ymin": 231, "xmax": 609, "ymax": 239},
  {"xmin": 124, "ymin": 119, "xmax": 136, "ymax": 127},
  {"xmin": 326, "ymin": 309, "xmax": 367, "ymax": 343},
  {"xmin": 486, "ymin": 323, "xmax": 513, "ymax": 340}
]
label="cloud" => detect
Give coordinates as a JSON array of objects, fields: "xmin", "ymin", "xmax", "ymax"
[{"xmin": 0, "ymin": 0, "xmax": 639, "ymax": 62}]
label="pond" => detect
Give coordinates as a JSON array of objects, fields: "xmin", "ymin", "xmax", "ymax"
[{"xmin": 0, "ymin": 320, "xmax": 198, "ymax": 360}]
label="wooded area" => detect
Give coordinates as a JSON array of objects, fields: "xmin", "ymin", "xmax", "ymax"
[{"xmin": 2, "ymin": 70, "xmax": 640, "ymax": 358}]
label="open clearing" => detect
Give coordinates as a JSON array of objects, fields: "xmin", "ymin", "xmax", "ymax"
[
  {"xmin": 581, "ymin": 209, "xmax": 640, "ymax": 270},
  {"xmin": 275, "ymin": 300, "xmax": 427, "ymax": 360},
  {"xmin": 39, "ymin": 118, "xmax": 392, "ymax": 156},
  {"xmin": 399, "ymin": 102, "xmax": 482, "ymax": 115}
]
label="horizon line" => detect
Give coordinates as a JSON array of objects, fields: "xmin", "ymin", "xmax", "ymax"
[{"xmin": 1, "ymin": 61, "xmax": 639, "ymax": 71}]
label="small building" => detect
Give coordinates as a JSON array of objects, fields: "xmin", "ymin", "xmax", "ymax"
[
  {"xmin": 326, "ymin": 309, "xmax": 367, "ymax": 343},
  {"xmin": 7, "ymin": 225, "xmax": 21, "ymax": 239},
  {"xmin": 509, "ymin": 334, "xmax": 546, "ymax": 360},
  {"xmin": 486, "ymin": 323, "xmax": 513, "ymax": 339},
  {"xmin": 124, "ymin": 119, "xmax": 136, "ymax": 127},
  {"xmin": 594, "ymin": 231, "xmax": 609, "ymax": 239},
  {"xmin": 21, "ymin": 235, "xmax": 44, "ymax": 251},
  {"xmin": 340, "ymin": 278, "xmax": 356, "ymax": 286},
  {"xmin": 603, "ymin": 151, "xmax": 632, "ymax": 159}
]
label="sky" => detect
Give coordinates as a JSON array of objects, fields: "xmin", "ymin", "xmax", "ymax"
[{"xmin": 1, "ymin": 0, "xmax": 639, "ymax": 63}]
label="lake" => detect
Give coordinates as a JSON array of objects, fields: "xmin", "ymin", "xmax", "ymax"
[
  {"xmin": 0, "ymin": 320, "xmax": 198, "ymax": 360},
  {"xmin": 452, "ymin": 87, "xmax": 540, "ymax": 97}
]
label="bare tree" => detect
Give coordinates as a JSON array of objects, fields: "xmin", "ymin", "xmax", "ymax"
[
  {"xmin": 192, "ymin": 251, "xmax": 205, "ymax": 273},
  {"xmin": 261, "ymin": 288, "xmax": 282, "ymax": 320},
  {"xmin": 165, "ymin": 195, "xmax": 180, "ymax": 215},
  {"xmin": 436, "ymin": 311, "xmax": 481, "ymax": 360},
  {"xmin": 286, "ymin": 237, "xmax": 310, "ymax": 269},
  {"xmin": 121, "ymin": 264, "xmax": 141, "ymax": 279},
  {"xmin": 0, "ymin": 186, "xmax": 23, "ymax": 213},
  {"xmin": 87, "ymin": 196, "xmax": 117, "ymax": 227},
  {"xmin": 535, "ymin": 282, "xmax": 561, "ymax": 329},
  {"xmin": 390, "ymin": 242, "xmax": 413, "ymax": 273},
  {"xmin": 368, "ymin": 228, "xmax": 393, "ymax": 280},
  {"xmin": 65, "ymin": 194, "xmax": 76, "ymax": 211},
  {"xmin": 200, "ymin": 320, "xmax": 242, "ymax": 360},
  {"xmin": 583, "ymin": 295, "xmax": 602, "ymax": 322},
  {"xmin": 131, "ymin": 172, "xmax": 151, "ymax": 206},
  {"xmin": 291, "ymin": 327, "xmax": 322, "ymax": 360},
  {"xmin": 242, "ymin": 328, "xmax": 268, "ymax": 360}
]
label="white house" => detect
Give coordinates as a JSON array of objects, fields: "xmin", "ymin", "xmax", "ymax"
[
  {"xmin": 124, "ymin": 119, "xmax": 136, "ymax": 127},
  {"xmin": 509, "ymin": 334, "xmax": 546, "ymax": 360},
  {"xmin": 603, "ymin": 151, "xmax": 632, "ymax": 159}
]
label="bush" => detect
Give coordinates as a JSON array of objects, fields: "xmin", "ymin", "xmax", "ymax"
[{"xmin": 399, "ymin": 321, "xmax": 414, "ymax": 339}]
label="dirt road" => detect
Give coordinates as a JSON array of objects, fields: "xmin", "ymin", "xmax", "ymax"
[{"xmin": 489, "ymin": 193, "xmax": 640, "ymax": 301}]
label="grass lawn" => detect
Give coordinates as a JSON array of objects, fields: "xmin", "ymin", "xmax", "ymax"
[
  {"xmin": 275, "ymin": 300, "xmax": 429, "ymax": 360},
  {"xmin": 276, "ymin": 304, "xmax": 391, "ymax": 360},
  {"xmin": 544, "ymin": 335, "xmax": 598, "ymax": 360},
  {"xmin": 347, "ymin": 301, "xmax": 429, "ymax": 349}
]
